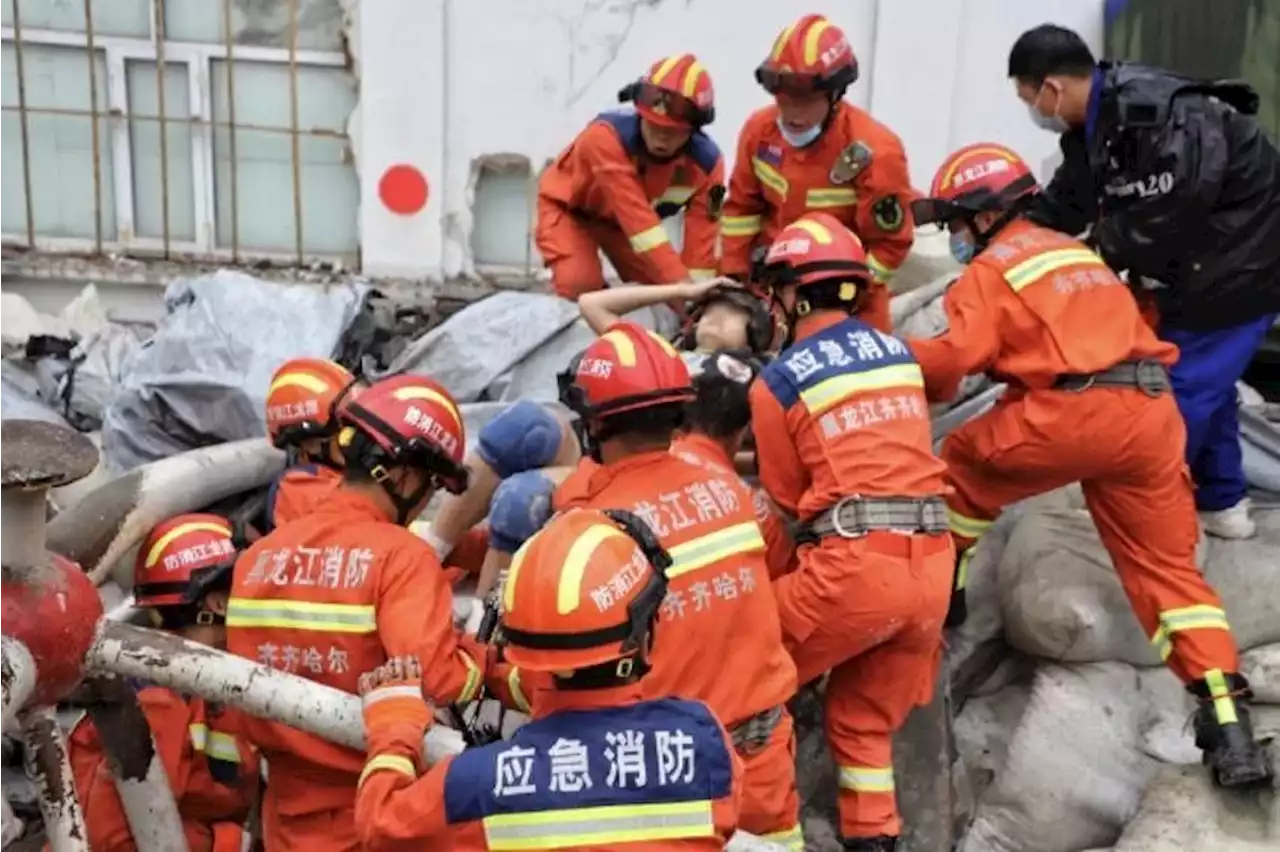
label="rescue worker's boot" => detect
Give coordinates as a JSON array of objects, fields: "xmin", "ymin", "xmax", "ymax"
[
  {"xmin": 842, "ymin": 836, "xmax": 897, "ymax": 851},
  {"xmin": 944, "ymin": 547, "xmax": 971, "ymax": 628},
  {"xmin": 1188, "ymin": 673, "xmax": 1275, "ymax": 789}
]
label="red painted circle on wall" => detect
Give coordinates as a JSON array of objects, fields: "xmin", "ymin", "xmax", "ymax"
[{"xmin": 379, "ymin": 164, "xmax": 429, "ymax": 215}]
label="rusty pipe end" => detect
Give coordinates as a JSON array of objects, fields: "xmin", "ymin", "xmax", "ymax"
[{"xmin": 1, "ymin": 420, "xmax": 99, "ymax": 492}]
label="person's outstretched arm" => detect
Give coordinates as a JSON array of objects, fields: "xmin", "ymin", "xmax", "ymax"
[{"xmin": 578, "ymin": 278, "xmax": 725, "ymax": 335}]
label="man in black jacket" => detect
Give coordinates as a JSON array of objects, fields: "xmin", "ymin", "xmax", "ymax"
[{"xmin": 1007, "ymin": 23, "xmax": 1280, "ymax": 541}]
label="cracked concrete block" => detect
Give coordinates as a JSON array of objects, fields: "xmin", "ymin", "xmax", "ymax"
[{"xmin": 1241, "ymin": 644, "xmax": 1280, "ymax": 703}]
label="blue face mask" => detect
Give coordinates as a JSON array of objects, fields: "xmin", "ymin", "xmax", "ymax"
[
  {"xmin": 949, "ymin": 231, "xmax": 977, "ymax": 265},
  {"xmin": 776, "ymin": 116, "xmax": 822, "ymax": 148}
]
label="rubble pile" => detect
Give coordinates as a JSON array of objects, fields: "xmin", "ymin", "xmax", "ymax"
[{"xmin": 2, "ymin": 255, "xmax": 1278, "ymax": 850}]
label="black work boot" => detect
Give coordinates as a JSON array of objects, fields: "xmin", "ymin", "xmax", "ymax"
[
  {"xmin": 944, "ymin": 586, "xmax": 968, "ymax": 628},
  {"xmin": 842, "ymin": 836, "xmax": 897, "ymax": 852},
  {"xmin": 1188, "ymin": 673, "xmax": 1274, "ymax": 789}
]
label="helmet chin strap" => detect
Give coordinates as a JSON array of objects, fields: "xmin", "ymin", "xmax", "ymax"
[{"xmin": 378, "ymin": 471, "xmax": 435, "ymax": 526}]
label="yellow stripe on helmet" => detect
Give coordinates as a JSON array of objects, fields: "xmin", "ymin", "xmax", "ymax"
[
  {"xmin": 790, "ymin": 218, "xmax": 835, "ymax": 244},
  {"xmin": 145, "ymin": 521, "xmax": 232, "ymax": 568},
  {"xmin": 803, "ymin": 18, "xmax": 834, "ymax": 66},
  {"xmin": 557, "ymin": 524, "xmax": 631, "ymax": 615},
  {"xmin": 390, "ymin": 385, "xmax": 462, "ymax": 430},
  {"xmin": 268, "ymin": 372, "xmax": 331, "ymax": 395},
  {"xmin": 649, "ymin": 54, "xmax": 686, "ymax": 86}
]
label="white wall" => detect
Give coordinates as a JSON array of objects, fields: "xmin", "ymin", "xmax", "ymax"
[{"xmin": 349, "ymin": 0, "xmax": 1104, "ymax": 280}]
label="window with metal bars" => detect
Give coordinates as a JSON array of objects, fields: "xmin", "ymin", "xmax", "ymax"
[{"xmin": 0, "ymin": 0, "xmax": 358, "ymax": 267}]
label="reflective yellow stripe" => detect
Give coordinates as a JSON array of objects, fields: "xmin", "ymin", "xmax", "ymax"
[
  {"xmin": 954, "ymin": 545, "xmax": 975, "ymax": 592},
  {"xmin": 667, "ymin": 521, "xmax": 765, "ymax": 580},
  {"xmin": 805, "ymin": 187, "xmax": 858, "ymax": 209},
  {"xmin": 946, "ymin": 508, "xmax": 992, "ymax": 540},
  {"xmin": 656, "ymin": 186, "xmax": 694, "ymax": 207},
  {"xmin": 866, "ymin": 251, "xmax": 897, "ymax": 282},
  {"xmin": 225, "ymin": 598, "xmax": 376, "ymax": 634},
  {"xmin": 145, "ymin": 521, "xmax": 231, "ymax": 568},
  {"xmin": 504, "ymin": 535, "xmax": 537, "ymax": 614},
  {"xmin": 762, "ymin": 824, "xmax": 805, "ymax": 851},
  {"xmin": 838, "ymin": 765, "xmax": 895, "ymax": 793},
  {"xmin": 508, "ymin": 667, "xmax": 531, "ymax": 712},
  {"xmin": 1149, "ymin": 605, "xmax": 1231, "ymax": 661},
  {"xmin": 629, "ymin": 225, "xmax": 670, "ymax": 253},
  {"xmin": 188, "ymin": 724, "xmax": 241, "ymax": 763},
  {"xmin": 799, "ymin": 363, "xmax": 924, "ymax": 415},
  {"xmin": 358, "ymin": 753, "xmax": 417, "ymax": 788},
  {"xmin": 803, "ymin": 19, "xmax": 834, "ymax": 64},
  {"xmin": 721, "ymin": 214, "xmax": 763, "ymax": 238},
  {"xmin": 751, "ymin": 157, "xmax": 789, "ymax": 198},
  {"xmin": 688, "ymin": 268, "xmax": 716, "ymax": 280},
  {"xmin": 1204, "ymin": 668, "xmax": 1239, "ymax": 726},
  {"xmin": 457, "ymin": 648, "xmax": 483, "ymax": 703},
  {"xmin": 483, "ymin": 800, "xmax": 714, "ymax": 850},
  {"xmin": 269, "ymin": 371, "xmax": 329, "ymax": 394},
  {"xmin": 1003, "ymin": 248, "xmax": 1108, "ymax": 292},
  {"xmin": 557, "ymin": 524, "xmax": 633, "ymax": 615}
]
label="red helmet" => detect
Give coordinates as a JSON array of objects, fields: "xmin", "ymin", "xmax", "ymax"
[
  {"xmin": 757, "ymin": 14, "xmax": 859, "ymax": 97},
  {"xmin": 501, "ymin": 508, "xmax": 672, "ymax": 673},
  {"xmin": 912, "ymin": 142, "xmax": 1040, "ymax": 226},
  {"xmin": 760, "ymin": 213, "xmax": 873, "ymax": 312},
  {"xmin": 134, "ymin": 514, "xmax": 239, "ymax": 608},
  {"xmin": 565, "ymin": 322, "xmax": 695, "ymax": 419},
  {"xmin": 336, "ymin": 374, "xmax": 469, "ymax": 495},
  {"xmin": 621, "ymin": 53, "xmax": 715, "ymax": 129},
  {"xmin": 265, "ymin": 358, "xmax": 356, "ymax": 449}
]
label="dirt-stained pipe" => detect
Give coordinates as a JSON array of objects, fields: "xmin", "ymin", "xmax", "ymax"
[
  {"xmin": 19, "ymin": 706, "xmax": 89, "ymax": 852},
  {"xmin": 47, "ymin": 439, "xmax": 286, "ymax": 586},
  {"xmin": 1, "ymin": 636, "xmax": 36, "ymax": 734}
]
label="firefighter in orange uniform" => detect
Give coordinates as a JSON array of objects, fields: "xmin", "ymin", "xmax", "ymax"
[
  {"xmin": 263, "ymin": 357, "xmax": 359, "ymax": 531},
  {"xmin": 749, "ymin": 213, "xmax": 953, "ymax": 850},
  {"xmin": 354, "ymin": 508, "xmax": 743, "ymax": 849},
  {"xmin": 676, "ymin": 349, "xmax": 797, "ymax": 577},
  {"xmin": 227, "ymin": 374, "xmax": 490, "ymax": 851},
  {"xmin": 547, "ymin": 323, "xmax": 802, "ymax": 849},
  {"xmin": 720, "ymin": 14, "xmax": 914, "ymax": 333},
  {"xmin": 67, "ymin": 514, "xmax": 259, "ymax": 852},
  {"xmin": 907, "ymin": 142, "xmax": 1274, "ymax": 790},
  {"xmin": 537, "ymin": 53, "xmax": 726, "ymax": 300}
]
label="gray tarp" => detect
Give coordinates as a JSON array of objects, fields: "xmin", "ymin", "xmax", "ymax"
[{"xmin": 102, "ymin": 271, "xmax": 369, "ymax": 471}]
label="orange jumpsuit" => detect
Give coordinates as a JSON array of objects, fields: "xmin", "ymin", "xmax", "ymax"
[
  {"xmin": 749, "ymin": 314, "xmax": 953, "ymax": 840},
  {"xmin": 552, "ymin": 450, "xmax": 803, "ymax": 849},
  {"xmin": 66, "ymin": 688, "xmax": 258, "ymax": 852},
  {"xmin": 719, "ymin": 102, "xmax": 915, "ymax": 333},
  {"xmin": 537, "ymin": 111, "xmax": 725, "ymax": 300},
  {"xmin": 265, "ymin": 463, "xmax": 342, "ymax": 531},
  {"xmin": 226, "ymin": 488, "xmax": 487, "ymax": 851},
  {"xmin": 908, "ymin": 219, "xmax": 1240, "ymax": 687},
  {"xmin": 671, "ymin": 432, "xmax": 797, "ymax": 578}
]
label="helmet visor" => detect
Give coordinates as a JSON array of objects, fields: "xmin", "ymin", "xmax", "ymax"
[
  {"xmin": 756, "ymin": 67, "xmax": 823, "ymax": 97},
  {"xmin": 634, "ymin": 83, "xmax": 704, "ymax": 126}
]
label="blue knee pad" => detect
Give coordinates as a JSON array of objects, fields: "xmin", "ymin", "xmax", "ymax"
[
  {"xmin": 488, "ymin": 471, "xmax": 556, "ymax": 554},
  {"xmin": 476, "ymin": 400, "xmax": 563, "ymax": 479}
]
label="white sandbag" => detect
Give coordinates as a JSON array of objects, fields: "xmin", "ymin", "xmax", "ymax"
[
  {"xmin": 1000, "ymin": 505, "xmax": 1280, "ymax": 665},
  {"xmin": 888, "ymin": 228, "xmax": 962, "ymax": 297},
  {"xmin": 1240, "ymin": 644, "xmax": 1280, "ymax": 703},
  {"xmin": 961, "ymin": 662, "xmax": 1158, "ymax": 852},
  {"xmin": 1112, "ymin": 708, "xmax": 1280, "ymax": 852},
  {"xmin": 953, "ymin": 676, "xmax": 1033, "ymax": 804},
  {"xmin": 1134, "ymin": 667, "xmax": 1201, "ymax": 765}
]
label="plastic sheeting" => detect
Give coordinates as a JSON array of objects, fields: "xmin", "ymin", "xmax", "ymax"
[
  {"xmin": 0, "ymin": 362, "xmax": 68, "ymax": 426},
  {"xmin": 102, "ymin": 271, "xmax": 370, "ymax": 471}
]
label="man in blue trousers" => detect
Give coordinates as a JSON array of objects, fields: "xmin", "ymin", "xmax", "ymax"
[{"xmin": 1006, "ymin": 23, "xmax": 1280, "ymax": 538}]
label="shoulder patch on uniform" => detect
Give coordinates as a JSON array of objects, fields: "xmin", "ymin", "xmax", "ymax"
[
  {"xmin": 830, "ymin": 141, "xmax": 873, "ymax": 184},
  {"xmin": 872, "ymin": 194, "xmax": 906, "ymax": 232},
  {"xmin": 708, "ymin": 184, "xmax": 725, "ymax": 220}
]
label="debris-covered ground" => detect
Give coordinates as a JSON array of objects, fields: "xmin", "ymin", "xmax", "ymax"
[{"xmin": 2, "ymin": 239, "xmax": 1278, "ymax": 849}]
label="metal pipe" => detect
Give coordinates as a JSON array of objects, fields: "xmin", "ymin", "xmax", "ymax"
[
  {"xmin": 82, "ymin": 0, "xmax": 104, "ymax": 254},
  {"xmin": 85, "ymin": 620, "xmax": 466, "ymax": 762},
  {"xmin": 222, "ymin": 0, "xmax": 240, "ymax": 261},
  {"xmin": 286, "ymin": 0, "xmax": 304, "ymax": 265},
  {"xmin": 1, "ymin": 487, "xmax": 47, "ymax": 569},
  {"xmin": 1, "ymin": 636, "xmax": 37, "ymax": 733},
  {"xmin": 0, "ymin": 105, "xmax": 347, "ymax": 137},
  {"xmin": 81, "ymin": 677, "xmax": 189, "ymax": 852},
  {"xmin": 150, "ymin": 0, "xmax": 172, "ymax": 258},
  {"xmin": 9, "ymin": 0, "xmax": 36, "ymax": 246},
  {"xmin": 20, "ymin": 706, "xmax": 90, "ymax": 852}
]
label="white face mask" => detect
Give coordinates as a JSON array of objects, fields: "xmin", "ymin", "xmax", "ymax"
[
  {"xmin": 776, "ymin": 116, "xmax": 822, "ymax": 148},
  {"xmin": 1028, "ymin": 82, "xmax": 1070, "ymax": 134}
]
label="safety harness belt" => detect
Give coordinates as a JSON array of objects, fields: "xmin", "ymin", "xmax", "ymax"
[
  {"xmin": 806, "ymin": 495, "xmax": 949, "ymax": 539},
  {"xmin": 1053, "ymin": 358, "xmax": 1170, "ymax": 396}
]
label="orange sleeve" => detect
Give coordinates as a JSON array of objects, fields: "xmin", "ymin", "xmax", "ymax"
[
  {"xmin": 719, "ymin": 120, "xmax": 768, "ymax": 277},
  {"xmin": 681, "ymin": 154, "xmax": 726, "ymax": 279},
  {"xmin": 754, "ymin": 487, "xmax": 797, "ymax": 579},
  {"xmin": 356, "ymin": 749, "xmax": 456, "ymax": 851},
  {"xmin": 748, "ymin": 381, "xmax": 807, "ymax": 517},
  {"xmin": 854, "ymin": 131, "xmax": 915, "ymax": 283},
  {"xmin": 378, "ymin": 543, "xmax": 485, "ymax": 706},
  {"xmin": 907, "ymin": 265, "xmax": 1004, "ymax": 403},
  {"xmin": 579, "ymin": 128, "xmax": 689, "ymax": 284},
  {"xmin": 712, "ymin": 721, "xmax": 745, "ymax": 844}
]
